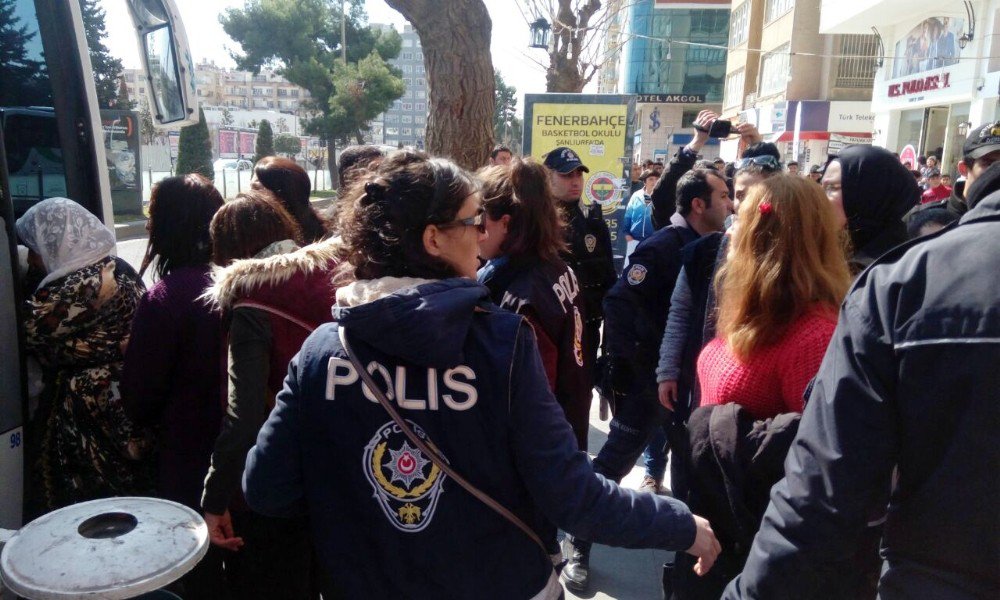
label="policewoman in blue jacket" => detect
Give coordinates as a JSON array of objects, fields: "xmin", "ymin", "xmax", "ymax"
[{"xmin": 242, "ymin": 151, "xmax": 720, "ymax": 599}]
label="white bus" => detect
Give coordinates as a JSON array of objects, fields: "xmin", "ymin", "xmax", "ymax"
[{"xmin": 1, "ymin": 0, "xmax": 197, "ymax": 536}]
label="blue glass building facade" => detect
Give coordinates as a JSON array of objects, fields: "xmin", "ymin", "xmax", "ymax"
[{"xmin": 623, "ymin": 1, "xmax": 729, "ymax": 102}]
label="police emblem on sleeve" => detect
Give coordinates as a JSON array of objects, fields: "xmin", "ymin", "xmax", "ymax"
[
  {"xmin": 584, "ymin": 234, "xmax": 597, "ymax": 253},
  {"xmin": 363, "ymin": 420, "xmax": 447, "ymax": 532},
  {"xmin": 627, "ymin": 264, "xmax": 647, "ymax": 286},
  {"xmin": 573, "ymin": 307, "xmax": 584, "ymax": 367}
]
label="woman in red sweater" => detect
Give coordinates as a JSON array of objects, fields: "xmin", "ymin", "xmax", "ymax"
[{"xmin": 697, "ymin": 176, "xmax": 851, "ymax": 419}]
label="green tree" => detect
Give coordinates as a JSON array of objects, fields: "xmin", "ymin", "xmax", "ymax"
[
  {"xmin": 175, "ymin": 107, "xmax": 214, "ymax": 180},
  {"xmin": 274, "ymin": 133, "xmax": 301, "ymax": 157},
  {"xmin": 79, "ymin": 0, "xmax": 125, "ymax": 108},
  {"xmin": 138, "ymin": 98, "xmax": 156, "ymax": 144},
  {"xmin": 221, "ymin": 108, "xmax": 235, "ymax": 127},
  {"xmin": 254, "ymin": 119, "xmax": 274, "ymax": 163},
  {"xmin": 0, "ymin": 0, "xmax": 50, "ymax": 106},
  {"xmin": 493, "ymin": 70, "xmax": 521, "ymax": 150},
  {"xmin": 276, "ymin": 117, "xmax": 289, "ymax": 133},
  {"xmin": 221, "ymin": 0, "xmax": 404, "ymax": 180},
  {"xmin": 329, "ymin": 51, "xmax": 406, "ymax": 143},
  {"xmin": 115, "ymin": 76, "xmax": 135, "ymax": 109}
]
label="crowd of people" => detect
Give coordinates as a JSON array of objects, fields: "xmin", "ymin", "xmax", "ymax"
[{"xmin": 12, "ymin": 111, "xmax": 999, "ymax": 600}]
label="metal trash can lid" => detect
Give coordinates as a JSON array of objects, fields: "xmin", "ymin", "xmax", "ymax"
[{"xmin": 0, "ymin": 497, "xmax": 208, "ymax": 599}]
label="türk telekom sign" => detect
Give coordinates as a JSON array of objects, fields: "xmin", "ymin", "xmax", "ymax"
[{"xmin": 888, "ymin": 72, "xmax": 953, "ymax": 97}]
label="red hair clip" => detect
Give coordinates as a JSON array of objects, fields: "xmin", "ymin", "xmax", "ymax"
[{"xmin": 759, "ymin": 201, "xmax": 773, "ymax": 215}]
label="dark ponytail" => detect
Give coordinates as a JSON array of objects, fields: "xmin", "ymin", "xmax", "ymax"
[
  {"xmin": 253, "ymin": 156, "xmax": 329, "ymax": 242},
  {"xmin": 479, "ymin": 157, "xmax": 566, "ymax": 263}
]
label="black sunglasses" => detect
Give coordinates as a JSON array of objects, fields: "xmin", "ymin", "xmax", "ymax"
[{"xmin": 734, "ymin": 155, "xmax": 781, "ymax": 170}]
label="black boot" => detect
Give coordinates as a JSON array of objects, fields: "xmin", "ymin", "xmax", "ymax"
[{"xmin": 561, "ymin": 537, "xmax": 592, "ymax": 592}]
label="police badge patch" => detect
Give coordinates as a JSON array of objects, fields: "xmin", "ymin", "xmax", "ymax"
[
  {"xmin": 584, "ymin": 234, "xmax": 597, "ymax": 253},
  {"xmin": 364, "ymin": 420, "xmax": 447, "ymax": 532},
  {"xmin": 573, "ymin": 306, "xmax": 584, "ymax": 367},
  {"xmin": 627, "ymin": 264, "xmax": 647, "ymax": 286}
]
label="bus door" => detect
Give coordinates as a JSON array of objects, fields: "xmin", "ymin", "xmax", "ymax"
[{"xmin": 0, "ymin": 0, "xmax": 196, "ymax": 532}]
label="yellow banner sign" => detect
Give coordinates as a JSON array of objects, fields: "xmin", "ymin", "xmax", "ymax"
[{"xmin": 530, "ymin": 102, "xmax": 630, "ymax": 215}]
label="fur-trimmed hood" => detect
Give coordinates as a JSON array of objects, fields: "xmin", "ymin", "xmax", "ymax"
[{"xmin": 203, "ymin": 237, "xmax": 342, "ymax": 311}]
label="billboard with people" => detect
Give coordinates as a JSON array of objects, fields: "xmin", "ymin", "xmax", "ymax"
[
  {"xmin": 100, "ymin": 110, "xmax": 142, "ymax": 216},
  {"xmin": 892, "ymin": 17, "xmax": 964, "ymax": 79}
]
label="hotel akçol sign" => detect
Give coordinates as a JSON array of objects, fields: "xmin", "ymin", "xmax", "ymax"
[
  {"xmin": 888, "ymin": 73, "xmax": 952, "ymax": 98},
  {"xmin": 636, "ymin": 94, "xmax": 707, "ymax": 103}
]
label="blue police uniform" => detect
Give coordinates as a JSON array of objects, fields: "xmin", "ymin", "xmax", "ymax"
[
  {"xmin": 565, "ymin": 212, "xmax": 699, "ymax": 560},
  {"xmin": 242, "ymin": 278, "xmax": 699, "ymax": 600}
]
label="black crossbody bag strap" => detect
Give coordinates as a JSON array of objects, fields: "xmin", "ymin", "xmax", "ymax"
[{"xmin": 337, "ymin": 326, "xmax": 549, "ymax": 556}]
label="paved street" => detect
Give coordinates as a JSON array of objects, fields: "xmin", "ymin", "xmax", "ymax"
[
  {"xmin": 566, "ymin": 395, "xmax": 671, "ymax": 600},
  {"xmin": 115, "ymin": 235, "xmax": 152, "ymax": 286}
]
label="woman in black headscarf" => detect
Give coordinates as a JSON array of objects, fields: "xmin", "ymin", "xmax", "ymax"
[
  {"xmin": 819, "ymin": 146, "xmax": 921, "ymax": 595},
  {"xmin": 821, "ymin": 145, "xmax": 921, "ymax": 273}
]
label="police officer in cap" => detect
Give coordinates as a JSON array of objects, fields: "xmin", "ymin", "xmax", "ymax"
[
  {"xmin": 544, "ymin": 146, "xmax": 617, "ymax": 415},
  {"xmin": 907, "ymin": 120, "xmax": 1000, "ymax": 224}
]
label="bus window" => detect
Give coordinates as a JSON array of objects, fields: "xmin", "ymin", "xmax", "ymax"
[
  {"xmin": 2, "ymin": 111, "xmax": 68, "ymax": 217},
  {"xmin": 0, "ymin": 1, "xmax": 54, "ymax": 108},
  {"xmin": 1, "ymin": 0, "xmax": 65, "ymax": 217}
]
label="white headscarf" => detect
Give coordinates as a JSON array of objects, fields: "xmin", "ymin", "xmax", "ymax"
[{"xmin": 16, "ymin": 197, "xmax": 116, "ymax": 290}]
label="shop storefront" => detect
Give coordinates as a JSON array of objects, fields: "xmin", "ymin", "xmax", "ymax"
[
  {"xmin": 720, "ymin": 100, "xmax": 874, "ymax": 169},
  {"xmin": 871, "ymin": 11, "xmax": 996, "ymax": 178}
]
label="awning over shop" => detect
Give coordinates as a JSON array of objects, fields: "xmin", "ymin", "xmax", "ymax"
[{"xmin": 767, "ymin": 131, "xmax": 873, "ymax": 143}]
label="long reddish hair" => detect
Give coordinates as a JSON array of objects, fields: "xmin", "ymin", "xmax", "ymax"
[{"xmin": 714, "ymin": 175, "xmax": 850, "ymax": 360}]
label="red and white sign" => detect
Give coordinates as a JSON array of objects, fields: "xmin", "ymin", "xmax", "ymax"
[
  {"xmin": 888, "ymin": 73, "xmax": 952, "ymax": 98},
  {"xmin": 899, "ymin": 145, "xmax": 918, "ymax": 169},
  {"xmin": 218, "ymin": 129, "xmax": 237, "ymax": 157},
  {"xmin": 238, "ymin": 131, "xmax": 256, "ymax": 156}
]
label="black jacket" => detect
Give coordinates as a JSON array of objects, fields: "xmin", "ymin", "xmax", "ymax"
[
  {"xmin": 478, "ymin": 256, "xmax": 592, "ymax": 447},
  {"xmin": 674, "ymin": 404, "xmax": 801, "ymax": 600},
  {"xmin": 650, "ymin": 149, "xmax": 698, "ymax": 229},
  {"xmin": 724, "ymin": 192, "xmax": 1000, "ymax": 600},
  {"xmin": 676, "ymin": 232, "xmax": 726, "ymax": 416},
  {"xmin": 560, "ymin": 201, "xmax": 616, "ymax": 327},
  {"xmin": 604, "ymin": 212, "xmax": 698, "ymax": 382}
]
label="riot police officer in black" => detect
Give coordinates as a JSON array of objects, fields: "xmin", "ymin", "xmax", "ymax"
[{"xmin": 544, "ymin": 147, "xmax": 617, "ymax": 442}]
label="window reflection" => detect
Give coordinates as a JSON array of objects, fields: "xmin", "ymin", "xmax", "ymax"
[
  {"xmin": 144, "ymin": 25, "xmax": 185, "ymax": 123},
  {"xmin": 1, "ymin": 0, "xmax": 54, "ymax": 107},
  {"xmin": 2, "ymin": 1, "xmax": 64, "ymax": 215}
]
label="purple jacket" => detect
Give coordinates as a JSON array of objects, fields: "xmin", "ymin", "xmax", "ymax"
[{"xmin": 122, "ymin": 265, "xmax": 225, "ymax": 510}]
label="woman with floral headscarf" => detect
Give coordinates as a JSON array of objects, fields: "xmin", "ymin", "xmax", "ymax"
[{"xmin": 16, "ymin": 197, "xmax": 153, "ymax": 514}]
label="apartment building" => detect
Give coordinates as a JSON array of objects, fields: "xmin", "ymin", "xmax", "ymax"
[
  {"xmin": 721, "ymin": 0, "xmax": 880, "ymax": 168},
  {"xmin": 623, "ymin": 0, "xmax": 730, "ymax": 163},
  {"xmin": 123, "ymin": 62, "xmax": 311, "ymax": 116},
  {"xmin": 378, "ymin": 24, "xmax": 429, "ymax": 149},
  {"xmin": 821, "ymin": 0, "xmax": 989, "ymax": 178},
  {"xmin": 597, "ymin": 0, "xmax": 627, "ymax": 94}
]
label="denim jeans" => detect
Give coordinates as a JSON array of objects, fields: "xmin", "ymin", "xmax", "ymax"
[
  {"xmin": 592, "ymin": 384, "xmax": 669, "ymax": 482},
  {"xmin": 569, "ymin": 383, "xmax": 671, "ymax": 555},
  {"xmin": 643, "ymin": 426, "xmax": 669, "ymax": 481}
]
